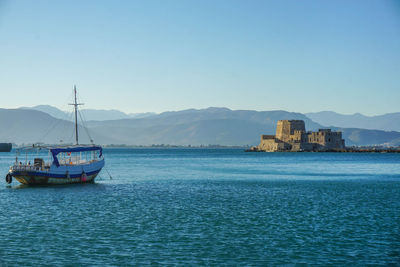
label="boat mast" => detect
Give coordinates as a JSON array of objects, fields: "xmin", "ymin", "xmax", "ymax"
[{"xmin": 69, "ymin": 85, "xmax": 83, "ymax": 145}]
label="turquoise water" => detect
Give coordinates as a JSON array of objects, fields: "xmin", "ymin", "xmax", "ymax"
[{"xmin": 0, "ymin": 149, "xmax": 399, "ymax": 265}]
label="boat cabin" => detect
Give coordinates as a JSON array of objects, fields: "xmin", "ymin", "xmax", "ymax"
[{"xmin": 12, "ymin": 145, "xmax": 103, "ymax": 173}]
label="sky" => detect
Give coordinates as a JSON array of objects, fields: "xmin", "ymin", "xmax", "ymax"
[{"xmin": 0, "ymin": 0, "xmax": 399, "ymax": 115}]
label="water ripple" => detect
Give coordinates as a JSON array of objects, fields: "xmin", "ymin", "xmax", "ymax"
[{"xmin": 0, "ymin": 149, "xmax": 399, "ymax": 265}]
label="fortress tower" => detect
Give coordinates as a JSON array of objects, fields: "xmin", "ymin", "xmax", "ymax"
[{"xmin": 275, "ymin": 120, "xmax": 305, "ymax": 142}]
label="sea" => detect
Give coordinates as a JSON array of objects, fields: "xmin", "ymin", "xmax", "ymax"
[{"xmin": 0, "ymin": 148, "xmax": 399, "ymax": 266}]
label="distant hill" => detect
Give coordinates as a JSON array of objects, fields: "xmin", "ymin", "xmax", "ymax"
[
  {"xmin": 0, "ymin": 109, "xmax": 117, "ymax": 144},
  {"xmin": 306, "ymin": 111, "xmax": 400, "ymax": 132},
  {"xmin": 2, "ymin": 107, "xmax": 400, "ymax": 146},
  {"xmin": 339, "ymin": 128, "xmax": 400, "ymax": 147},
  {"xmin": 128, "ymin": 112, "xmax": 157, "ymax": 119},
  {"xmin": 20, "ymin": 105, "xmax": 70, "ymax": 120},
  {"xmin": 79, "ymin": 109, "xmax": 131, "ymax": 121},
  {"xmin": 20, "ymin": 105, "xmax": 155, "ymax": 121}
]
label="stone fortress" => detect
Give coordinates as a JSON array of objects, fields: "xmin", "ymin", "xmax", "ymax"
[{"xmin": 257, "ymin": 120, "xmax": 345, "ymax": 152}]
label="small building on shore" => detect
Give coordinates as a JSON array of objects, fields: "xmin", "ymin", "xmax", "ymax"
[{"xmin": 256, "ymin": 120, "xmax": 345, "ymax": 152}]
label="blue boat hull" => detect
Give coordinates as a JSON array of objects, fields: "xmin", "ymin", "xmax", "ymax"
[
  {"xmin": 12, "ymin": 170, "xmax": 101, "ymax": 185},
  {"xmin": 10, "ymin": 159, "xmax": 105, "ymax": 185}
]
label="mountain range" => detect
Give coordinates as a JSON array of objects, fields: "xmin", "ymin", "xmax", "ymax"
[
  {"xmin": 1, "ymin": 106, "xmax": 399, "ymax": 147},
  {"xmin": 306, "ymin": 111, "xmax": 400, "ymax": 132},
  {"xmin": 20, "ymin": 105, "xmax": 155, "ymax": 121}
]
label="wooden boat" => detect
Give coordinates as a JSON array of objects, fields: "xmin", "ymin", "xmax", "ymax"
[{"xmin": 5, "ymin": 86, "xmax": 105, "ymax": 185}]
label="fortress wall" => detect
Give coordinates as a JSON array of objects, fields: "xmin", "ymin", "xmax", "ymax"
[
  {"xmin": 287, "ymin": 131, "xmax": 304, "ymax": 142},
  {"xmin": 261, "ymin": 135, "xmax": 275, "ymax": 140},
  {"xmin": 258, "ymin": 139, "xmax": 279, "ymax": 152},
  {"xmin": 307, "ymin": 132, "xmax": 326, "ymax": 145},
  {"xmin": 258, "ymin": 138, "xmax": 291, "ymax": 152},
  {"xmin": 324, "ymin": 131, "xmax": 345, "ymax": 149},
  {"xmin": 307, "ymin": 130, "xmax": 345, "ymax": 149}
]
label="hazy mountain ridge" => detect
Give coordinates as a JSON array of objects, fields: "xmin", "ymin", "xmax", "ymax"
[
  {"xmin": 20, "ymin": 105, "xmax": 156, "ymax": 121},
  {"xmin": 87, "ymin": 107, "xmax": 321, "ymax": 129},
  {"xmin": 334, "ymin": 128, "xmax": 400, "ymax": 147},
  {"xmin": 0, "ymin": 109, "xmax": 118, "ymax": 144},
  {"xmin": 85, "ymin": 108, "xmax": 323, "ymax": 145},
  {"xmin": 2, "ymin": 107, "xmax": 400, "ymax": 146},
  {"xmin": 306, "ymin": 111, "xmax": 400, "ymax": 132}
]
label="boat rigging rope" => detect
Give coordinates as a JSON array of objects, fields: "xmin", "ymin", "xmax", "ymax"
[
  {"xmin": 104, "ymin": 166, "xmax": 113, "ymax": 180},
  {"xmin": 75, "ymin": 92, "xmax": 95, "ymax": 144},
  {"xmin": 64, "ymin": 109, "xmax": 76, "ymax": 143},
  {"xmin": 38, "ymin": 103, "xmax": 75, "ymax": 144},
  {"xmin": 78, "ymin": 110, "xmax": 94, "ymax": 144},
  {"xmin": 39, "ymin": 117, "xmax": 63, "ymax": 143}
]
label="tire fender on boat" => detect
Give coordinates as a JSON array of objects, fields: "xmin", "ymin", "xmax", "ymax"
[
  {"xmin": 81, "ymin": 172, "xmax": 87, "ymax": 182},
  {"xmin": 5, "ymin": 174, "xmax": 12, "ymax": 184}
]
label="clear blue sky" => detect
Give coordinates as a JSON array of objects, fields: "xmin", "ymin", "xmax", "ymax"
[{"xmin": 0, "ymin": 0, "xmax": 399, "ymax": 115}]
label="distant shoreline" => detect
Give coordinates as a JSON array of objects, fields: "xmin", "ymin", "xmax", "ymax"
[
  {"xmin": 104, "ymin": 145, "xmax": 249, "ymax": 149},
  {"xmin": 246, "ymin": 147, "xmax": 400, "ymax": 153},
  {"xmin": 12, "ymin": 144, "xmax": 250, "ymax": 149}
]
